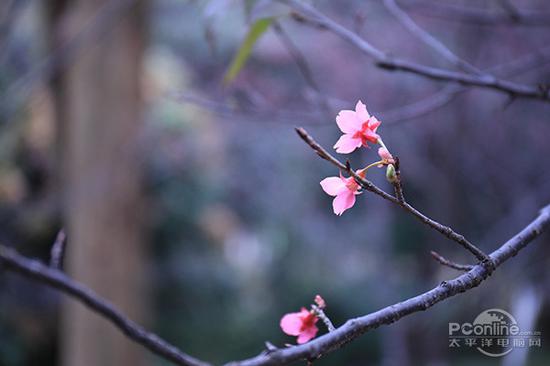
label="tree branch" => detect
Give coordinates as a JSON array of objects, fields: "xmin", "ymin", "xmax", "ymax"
[
  {"xmin": 403, "ymin": 1, "xmax": 550, "ymax": 27},
  {"xmin": 1, "ymin": 205, "xmax": 549, "ymax": 366},
  {"xmin": 383, "ymin": 0, "xmax": 481, "ymax": 75},
  {"xmin": 225, "ymin": 204, "xmax": 550, "ymax": 366},
  {"xmin": 282, "ymin": 0, "xmax": 550, "ymax": 102},
  {"xmin": 311, "ymin": 305, "xmax": 335, "ymax": 333},
  {"xmin": 295, "ymin": 127, "xmax": 491, "ymax": 263},
  {"xmin": 383, "ymin": 45, "xmax": 550, "ymax": 124},
  {"xmin": 0, "ymin": 245, "xmax": 211, "ymax": 366},
  {"xmin": 390, "ymin": 157, "xmax": 405, "ymax": 204},
  {"xmin": 50, "ymin": 229, "xmax": 66, "ymax": 269},
  {"xmin": 430, "ymin": 250, "xmax": 473, "ymax": 272}
]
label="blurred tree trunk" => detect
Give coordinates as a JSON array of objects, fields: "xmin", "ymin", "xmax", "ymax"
[{"xmin": 45, "ymin": 1, "xmax": 148, "ymax": 365}]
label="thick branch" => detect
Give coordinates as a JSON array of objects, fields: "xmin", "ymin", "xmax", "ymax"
[
  {"xmin": 0, "ymin": 246, "xmax": 211, "ymax": 366},
  {"xmin": 295, "ymin": 127, "xmax": 490, "ymax": 263},
  {"xmin": 226, "ymin": 204, "xmax": 550, "ymax": 366},
  {"xmin": 282, "ymin": 0, "xmax": 550, "ymax": 102}
]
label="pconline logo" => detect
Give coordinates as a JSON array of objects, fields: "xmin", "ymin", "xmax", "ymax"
[{"xmin": 448, "ymin": 308, "xmax": 542, "ymax": 357}]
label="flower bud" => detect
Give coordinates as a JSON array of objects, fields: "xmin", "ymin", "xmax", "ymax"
[
  {"xmin": 378, "ymin": 147, "xmax": 395, "ymax": 165},
  {"xmin": 386, "ymin": 164, "xmax": 397, "ymax": 183},
  {"xmin": 314, "ymin": 295, "xmax": 326, "ymax": 309}
]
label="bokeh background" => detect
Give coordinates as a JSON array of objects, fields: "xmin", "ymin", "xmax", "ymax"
[{"xmin": 1, "ymin": 0, "xmax": 550, "ymax": 365}]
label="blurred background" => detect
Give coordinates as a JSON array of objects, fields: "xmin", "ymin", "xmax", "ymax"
[{"xmin": 1, "ymin": 0, "xmax": 550, "ymax": 365}]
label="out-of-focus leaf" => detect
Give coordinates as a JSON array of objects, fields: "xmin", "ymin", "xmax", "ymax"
[{"xmin": 223, "ymin": 18, "xmax": 272, "ymax": 85}]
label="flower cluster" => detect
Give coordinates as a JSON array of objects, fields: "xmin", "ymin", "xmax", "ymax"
[
  {"xmin": 280, "ymin": 295, "xmax": 327, "ymax": 344},
  {"xmin": 321, "ymin": 100, "xmax": 395, "ymax": 215}
]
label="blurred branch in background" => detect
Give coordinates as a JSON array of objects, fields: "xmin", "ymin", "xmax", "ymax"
[
  {"xmin": 177, "ymin": 43, "xmax": 550, "ymax": 127},
  {"xmin": 403, "ymin": 0, "xmax": 550, "ymax": 27},
  {"xmin": 383, "ymin": 0, "xmax": 482, "ymax": 75},
  {"xmin": 282, "ymin": 0, "xmax": 550, "ymax": 102}
]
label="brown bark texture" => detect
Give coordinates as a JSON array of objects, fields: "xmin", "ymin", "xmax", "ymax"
[{"xmin": 45, "ymin": 0, "xmax": 148, "ymax": 365}]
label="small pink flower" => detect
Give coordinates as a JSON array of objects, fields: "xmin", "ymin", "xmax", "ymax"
[
  {"xmin": 280, "ymin": 307, "xmax": 319, "ymax": 344},
  {"xmin": 320, "ymin": 172, "xmax": 363, "ymax": 215},
  {"xmin": 333, "ymin": 100, "xmax": 381, "ymax": 154},
  {"xmin": 378, "ymin": 147, "xmax": 395, "ymax": 165}
]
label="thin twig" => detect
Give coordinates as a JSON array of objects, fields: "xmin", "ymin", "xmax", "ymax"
[
  {"xmin": 172, "ymin": 93, "xmax": 321, "ymax": 126},
  {"xmin": 282, "ymin": 0, "xmax": 550, "ymax": 102},
  {"xmin": 177, "ymin": 46, "xmax": 550, "ymax": 128},
  {"xmin": 383, "ymin": 0, "xmax": 481, "ymax": 75},
  {"xmin": 295, "ymin": 127, "xmax": 491, "ymax": 264},
  {"xmin": 383, "ymin": 45, "xmax": 550, "ymax": 124},
  {"xmin": 391, "ymin": 157, "xmax": 405, "ymax": 204},
  {"xmin": 497, "ymin": 0, "xmax": 521, "ymax": 22},
  {"xmin": 0, "ymin": 246, "xmax": 211, "ymax": 366},
  {"xmin": 311, "ymin": 305, "xmax": 335, "ymax": 332},
  {"xmin": 50, "ymin": 229, "xmax": 66, "ymax": 269},
  {"xmin": 430, "ymin": 250, "xmax": 473, "ymax": 272},
  {"xmin": 225, "ymin": 204, "xmax": 550, "ymax": 366},
  {"xmin": 404, "ymin": 1, "xmax": 550, "ymax": 27}
]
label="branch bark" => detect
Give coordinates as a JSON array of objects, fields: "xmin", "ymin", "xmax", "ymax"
[
  {"xmin": 1, "ymin": 197, "xmax": 548, "ymax": 366},
  {"xmin": 225, "ymin": 204, "xmax": 550, "ymax": 366},
  {"xmin": 0, "ymin": 245, "xmax": 211, "ymax": 366},
  {"xmin": 295, "ymin": 127, "xmax": 491, "ymax": 263},
  {"xmin": 430, "ymin": 250, "xmax": 473, "ymax": 272}
]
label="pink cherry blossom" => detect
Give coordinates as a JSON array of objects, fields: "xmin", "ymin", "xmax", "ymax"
[
  {"xmin": 378, "ymin": 147, "xmax": 395, "ymax": 165},
  {"xmin": 333, "ymin": 100, "xmax": 381, "ymax": 154},
  {"xmin": 280, "ymin": 307, "xmax": 319, "ymax": 344},
  {"xmin": 320, "ymin": 172, "xmax": 363, "ymax": 216}
]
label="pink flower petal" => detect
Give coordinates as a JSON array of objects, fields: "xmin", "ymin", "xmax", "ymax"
[
  {"xmin": 362, "ymin": 130, "xmax": 380, "ymax": 144},
  {"xmin": 355, "ymin": 100, "xmax": 370, "ymax": 122},
  {"xmin": 332, "ymin": 190, "xmax": 356, "ymax": 215},
  {"xmin": 296, "ymin": 324, "xmax": 318, "ymax": 344},
  {"xmin": 336, "ymin": 110, "xmax": 361, "ymax": 133},
  {"xmin": 320, "ymin": 177, "xmax": 347, "ymax": 196},
  {"xmin": 280, "ymin": 312, "xmax": 303, "ymax": 336},
  {"xmin": 368, "ymin": 116, "xmax": 381, "ymax": 131},
  {"xmin": 334, "ymin": 134, "xmax": 362, "ymax": 154}
]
